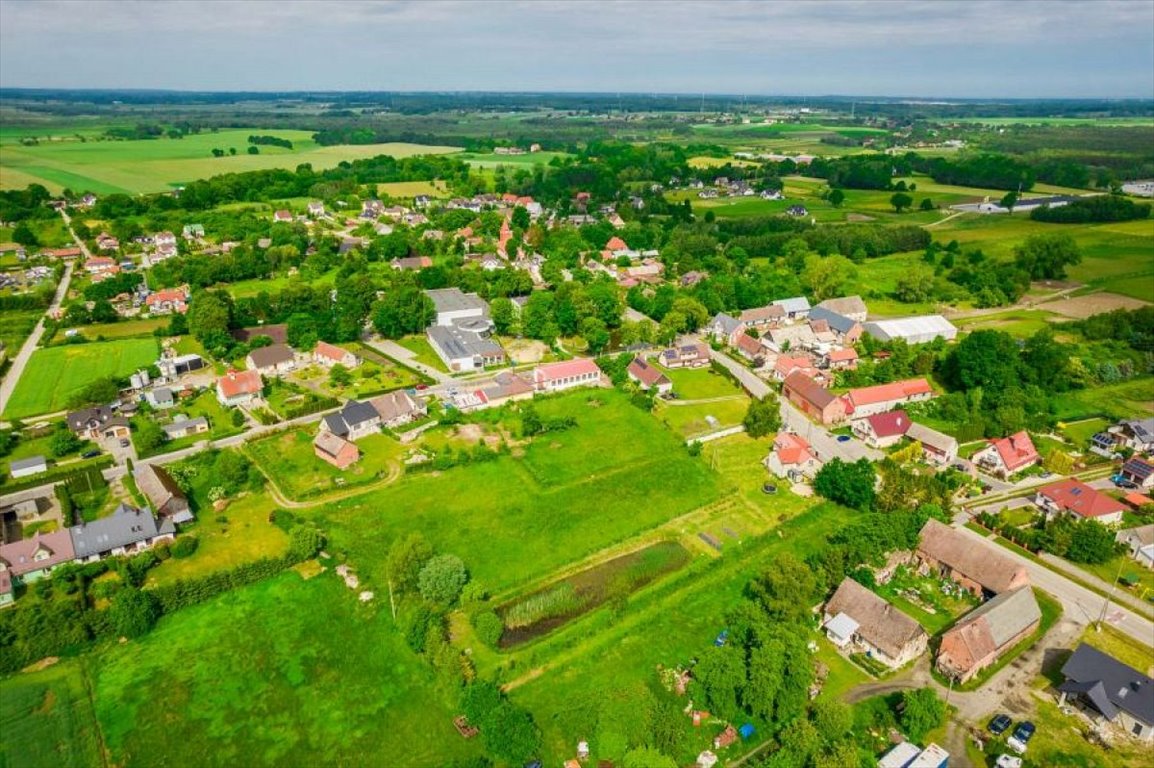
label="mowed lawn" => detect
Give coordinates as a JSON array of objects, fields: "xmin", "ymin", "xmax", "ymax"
[
  {"xmin": 247, "ymin": 429, "xmax": 405, "ymax": 501},
  {"xmin": 92, "ymin": 572, "xmax": 479, "ymax": 768},
  {"xmin": 0, "ymin": 659, "xmax": 104, "ymax": 768},
  {"xmin": 309, "ymin": 390, "xmax": 728, "ymax": 594},
  {"xmin": 4, "ymin": 337, "xmax": 159, "ymax": 418},
  {"xmin": 1, "ymin": 129, "xmax": 462, "ymax": 194}
]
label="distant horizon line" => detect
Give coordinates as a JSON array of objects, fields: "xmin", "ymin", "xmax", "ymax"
[{"xmin": 1, "ymin": 87, "xmax": 1152, "ymax": 104}]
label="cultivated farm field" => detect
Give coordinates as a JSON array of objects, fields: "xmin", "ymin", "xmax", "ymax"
[
  {"xmin": 0, "ymin": 129, "xmax": 462, "ymax": 195},
  {"xmin": 4, "ymin": 337, "xmax": 159, "ymax": 418}
]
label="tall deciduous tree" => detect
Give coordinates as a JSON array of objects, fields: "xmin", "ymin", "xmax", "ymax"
[
  {"xmin": 890, "ymin": 192, "xmax": 914, "ymax": 212},
  {"xmin": 371, "ymin": 287, "xmax": 435, "ymax": 338},
  {"xmin": 743, "ymin": 392, "xmax": 782, "ymax": 438},
  {"xmin": 813, "ymin": 458, "xmax": 877, "ymax": 511}
]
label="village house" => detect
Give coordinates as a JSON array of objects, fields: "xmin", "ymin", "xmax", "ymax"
[
  {"xmin": 85, "ymin": 256, "xmax": 118, "ymax": 274},
  {"xmin": 216, "ymin": 369, "xmax": 263, "ymax": 407},
  {"xmin": 1111, "ymin": 418, "xmax": 1154, "ymax": 454},
  {"xmin": 153, "ymin": 231, "xmax": 177, "ymax": 248},
  {"xmin": 822, "ymin": 577, "xmax": 928, "ymax": 669},
  {"xmin": 703, "ymin": 313, "xmax": 744, "ymax": 346},
  {"xmin": 145, "ymin": 287, "xmax": 190, "ymax": 315},
  {"xmin": 843, "ymin": 378, "xmax": 933, "ymax": 418},
  {"xmin": 95, "ymin": 233, "xmax": 120, "ymax": 251},
  {"xmin": 1035, "ymin": 479, "xmax": 1126, "ymax": 526},
  {"xmin": 627, "ymin": 357, "xmax": 673, "ymax": 394},
  {"xmin": 313, "ymin": 430, "xmax": 359, "ymax": 470},
  {"xmin": 313, "ymin": 341, "xmax": 360, "ymax": 369},
  {"xmin": 782, "ymin": 370, "xmax": 847, "ymax": 425},
  {"xmin": 853, "ymin": 410, "xmax": 912, "ymax": 449},
  {"xmin": 661, "ymin": 342, "xmax": 711, "ymax": 369},
  {"xmin": 733, "ymin": 332, "xmax": 765, "ymax": 364},
  {"xmin": 917, "ymin": 519, "xmax": 1030, "ymax": 597},
  {"xmin": 161, "ymin": 415, "xmax": 209, "ymax": 441},
  {"xmin": 145, "ymin": 387, "xmax": 175, "ymax": 410},
  {"xmin": 133, "ymin": 464, "xmax": 193, "ymax": 523},
  {"xmin": 0, "ymin": 530, "xmax": 76, "ymax": 600},
  {"xmin": 69, "ymin": 503, "xmax": 176, "ymax": 563},
  {"xmin": 738, "ymin": 304, "xmax": 785, "ymax": 330},
  {"xmin": 816, "ymin": 295, "xmax": 868, "ymax": 323},
  {"xmin": 67, "ymin": 406, "xmax": 130, "ymax": 440},
  {"xmin": 771, "ymin": 296, "xmax": 811, "ymax": 321},
  {"xmin": 823, "ymin": 347, "xmax": 859, "ymax": 370},
  {"xmin": 307, "ymin": 201, "xmax": 325, "ymax": 217},
  {"xmin": 936, "ymin": 587, "xmax": 1040, "ymax": 683},
  {"xmin": 246, "ymin": 343, "xmax": 298, "ymax": 376},
  {"xmin": 1116, "ymin": 525, "xmax": 1154, "ymax": 569},
  {"xmin": 273, "ymin": 209, "xmax": 293, "ymax": 223},
  {"xmin": 531, "ymin": 358, "xmax": 602, "ymax": 393},
  {"xmin": 321, "ymin": 400, "xmax": 382, "ymax": 442},
  {"xmin": 805, "ymin": 306, "xmax": 863, "ymax": 344},
  {"xmin": 764, "ymin": 432, "xmax": 821, "ymax": 480},
  {"xmin": 1058, "ymin": 644, "xmax": 1154, "ymax": 741},
  {"xmin": 370, "ymin": 390, "xmax": 427, "ymax": 429},
  {"xmin": 182, "ymin": 224, "xmax": 205, "ymax": 240},
  {"xmin": 905, "ymin": 422, "xmax": 959, "ymax": 466},
  {"xmin": 1119, "ymin": 457, "xmax": 1154, "ymax": 489},
  {"xmin": 972, "ymin": 431, "xmax": 1040, "ymax": 478}
]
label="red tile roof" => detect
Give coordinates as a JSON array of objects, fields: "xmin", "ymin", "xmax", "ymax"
[
  {"xmin": 217, "ymin": 369, "xmax": 263, "ymax": 398},
  {"xmin": 0, "ymin": 531, "xmax": 76, "ymax": 577},
  {"xmin": 1039, "ymin": 479, "xmax": 1126, "ymax": 520},
  {"xmin": 846, "ymin": 378, "xmax": 932, "ymax": 408},
  {"xmin": 774, "ymin": 432, "xmax": 815, "ymax": 465},
  {"xmin": 990, "ymin": 431, "xmax": 1039, "ymax": 472},
  {"xmin": 783, "ymin": 370, "xmax": 838, "ymax": 410},
  {"xmin": 864, "ymin": 410, "xmax": 911, "ymax": 438},
  {"xmin": 627, "ymin": 357, "xmax": 669, "ymax": 387},
  {"xmin": 314, "ymin": 341, "xmax": 353, "ymax": 363},
  {"xmin": 1123, "ymin": 492, "xmax": 1153, "ymax": 509},
  {"xmin": 606, "ymin": 236, "xmax": 629, "ymax": 251},
  {"xmin": 828, "ymin": 348, "xmax": 859, "ymax": 363},
  {"xmin": 736, "ymin": 333, "xmax": 762, "ymax": 356},
  {"xmin": 534, "ymin": 358, "xmax": 600, "ymax": 382},
  {"xmin": 146, "ymin": 288, "xmax": 188, "ymax": 306}
]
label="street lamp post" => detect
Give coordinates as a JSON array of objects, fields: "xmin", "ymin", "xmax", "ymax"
[{"xmin": 1095, "ymin": 556, "xmax": 1128, "ymax": 632}]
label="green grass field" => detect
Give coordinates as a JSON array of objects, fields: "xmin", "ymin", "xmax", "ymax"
[
  {"xmin": 247, "ymin": 429, "xmax": 404, "ymax": 501},
  {"xmin": 4, "ymin": 337, "xmax": 159, "ymax": 418},
  {"xmin": 305, "ymin": 390, "xmax": 727, "ymax": 595},
  {"xmin": 393, "ymin": 334, "xmax": 450, "ymax": 373},
  {"xmin": 1, "ymin": 129, "xmax": 462, "ymax": 195},
  {"xmin": 91, "ymin": 571, "xmax": 478, "ymax": 768},
  {"xmin": 0, "ymin": 659, "xmax": 105, "ymax": 768},
  {"xmin": 0, "ymin": 308, "xmax": 40, "ymax": 356},
  {"xmin": 57, "ymin": 317, "xmax": 167, "ymax": 343},
  {"xmin": 1051, "ymin": 378, "xmax": 1154, "ymax": 421}
]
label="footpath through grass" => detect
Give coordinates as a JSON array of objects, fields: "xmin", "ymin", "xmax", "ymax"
[{"xmin": 4, "ymin": 337, "xmax": 159, "ymax": 418}]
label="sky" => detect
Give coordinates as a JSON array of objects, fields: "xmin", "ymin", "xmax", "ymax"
[{"xmin": 1, "ymin": 0, "xmax": 1152, "ymax": 99}]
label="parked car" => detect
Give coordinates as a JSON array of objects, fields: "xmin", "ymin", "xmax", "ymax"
[
  {"xmin": 988, "ymin": 714, "xmax": 1012, "ymax": 735},
  {"xmin": 995, "ymin": 756, "xmax": 1023, "ymax": 768},
  {"xmin": 1112, "ymin": 474, "xmax": 1138, "ymax": 489},
  {"xmin": 81, "ymin": 449, "xmax": 101, "ymax": 459},
  {"xmin": 1012, "ymin": 722, "xmax": 1036, "ymax": 744}
]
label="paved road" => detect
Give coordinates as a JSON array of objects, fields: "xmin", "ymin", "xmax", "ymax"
[
  {"xmin": 952, "ymin": 523, "xmax": 1154, "ymax": 645},
  {"xmin": 362, "ymin": 336, "xmax": 453, "ymax": 384},
  {"xmin": 705, "ymin": 343, "xmax": 771, "ymax": 398},
  {"xmin": 0, "ymin": 260, "xmax": 74, "ymax": 416}
]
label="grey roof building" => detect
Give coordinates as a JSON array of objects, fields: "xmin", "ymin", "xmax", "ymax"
[
  {"xmin": 426, "ymin": 288, "xmax": 489, "ymax": 326},
  {"xmin": 427, "ymin": 324, "xmax": 505, "ymax": 372},
  {"xmin": 806, "ymin": 306, "xmax": 859, "ymax": 336},
  {"xmin": 133, "ymin": 464, "xmax": 193, "ymax": 523},
  {"xmin": 771, "ymin": 296, "xmax": 812, "ymax": 317},
  {"xmin": 9, "ymin": 455, "xmax": 48, "ymax": 478},
  {"xmin": 706, "ymin": 312, "xmax": 742, "ymax": 338},
  {"xmin": 69, "ymin": 503, "xmax": 176, "ymax": 560},
  {"xmin": 322, "ymin": 400, "xmax": 381, "ymax": 439},
  {"xmin": 1059, "ymin": 643, "xmax": 1154, "ymax": 740}
]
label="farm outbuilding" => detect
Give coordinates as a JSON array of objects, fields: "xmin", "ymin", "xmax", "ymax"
[{"xmin": 863, "ymin": 315, "xmax": 957, "ymax": 345}]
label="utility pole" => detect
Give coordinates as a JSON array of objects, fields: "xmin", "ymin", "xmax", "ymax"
[{"xmin": 1095, "ymin": 556, "xmax": 1127, "ymax": 631}]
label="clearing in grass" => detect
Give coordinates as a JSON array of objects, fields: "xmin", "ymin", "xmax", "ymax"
[
  {"xmin": 4, "ymin": 337, "xmax": 159, "ymax": 418},
  {"xmin": 247, "ymin": 429, "xmax": 405, "ymax": 501}
]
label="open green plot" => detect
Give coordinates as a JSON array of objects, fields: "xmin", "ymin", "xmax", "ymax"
[
  {"xmin": 660, "ymin": 365, "xmax": 746, "ymax": 401},
  {"xmin": 4, "ymin": 337, "xmax": 159, "ymax": 418},
  {"xmin": 1, "ymin": 129, "xmax": 462, "ymax": 195},
  {"xmin": 655, "ymin": 398, "xmax": 748, "ymax": 439},
  {"xmin": 1051, "ymin": 378, "xmax": 1154, "ymax": 421},
  {"xmin": 309, "ymin": 390, "xmax": 727, "ymax": 594},
  {"xmin": 458, "ymin": 150, "xmax": 569, "ymax": 170},
  {"xmin": 247, "ymin": 428, "xmax": 404, "ymax": 501},
  {"xmin": 508, "ymin": 501, "xmax": 853, "ymax": 763},
  {"xmin": 1059, "ymin": 417, "xmax": 1111, "ymax": 449},
  {"xmin": 393, "ymin": 334, "xmax": 450, "ymax": 373},
  {"xmin": 92, "ymin": 572, "xmax": 478, "ymax": 768},
  {"xmin": 147, "ymin": 493, "xmax": 289, "ymax": 587},
  {"xmin": 953, "ymin": 309, "xmax": 1067, "ymax": 338},
  {"xmin": 0, "ymin": 308, "xmax": 40, "ymax": 355},
  {"xmin": 0, "ymin": 659, "xmax": 104, "ymax": 768},
  {"xmin": 57, "ymin": 317, "xmax": 167, "ymax": 343}
]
